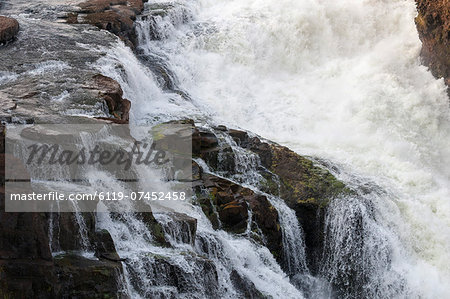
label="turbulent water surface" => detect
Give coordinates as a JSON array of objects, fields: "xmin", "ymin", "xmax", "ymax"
[
  {"xmin": 2, "ymin": 0, "xmax": 450, "ymax": 298},
  {"xmin": 101, "ymin": 0, "xmax": 450, "ymax": 297}
]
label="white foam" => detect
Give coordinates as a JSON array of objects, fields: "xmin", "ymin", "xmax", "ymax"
[{"xmin": 127, "ymin": 0, "xmax": 450, "ymax": 296}]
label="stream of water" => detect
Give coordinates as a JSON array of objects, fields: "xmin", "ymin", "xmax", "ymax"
[
  {"xmin": 94, "ymin": 0, "xmax": 450, "ymax": 297},
  {"xmin": 2, "ymin": 0, "xmax": 449, "ymax": 297}
]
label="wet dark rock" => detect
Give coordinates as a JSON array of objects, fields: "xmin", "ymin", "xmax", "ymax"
[
  {"xmin": 79, "ymin": 0, "xmax": 128, "ymax": 13},
  {"xmin": 0, "ymin": 159, "xmax": 56, "ymax": 298},
  {"xmin": 0, "ymin": 16, "xmax": 19, "ymax": 44},
  {"xmin": 195, "ymin": 173, "xmax": 283, "ymax": 258},
  {"xmin": 197, "ymin": 173, "xmax": 247, "ymax": 233},
  {"xmin": 415, "ymin": 0, "xmax": 450, "ymax": 95},
  {"xmin": 164, "ymin": 119, "xmax": 349, "ymax": 269},
  {"xmin": 192, "ymin": 160, "xmax": 202, "ymax": 181},
  {"xmin": 0, "ymin": 12, "xmax": 120, "ymax": 124},
  {"xmin": 248, "ymin": 138, "xmax": 348, "ymax": 271},
  {"xmin": 0, "ymin": 212, "xmax": 52, "ymax": 260},
  {"xmin": 90, "ymin": 74, "xmax": 131, "ymax": 122},
  {"xmin": 54, "ymin": 253, "xmax": 125, "ymax": 298},
  {"xmin": 192, "ymin": 128, "xmax": 236, "ymax": 172},
  {"xmin": 134, "ymin": 211, "xmax": 170, "ymax": 247},
  {"xmin": 49, "ymin": 212, "xmax": 96, "ymax": 252},
  {"xmin": 126, "ymin": 253, "xmax": 219, "ymax": 298},
  {"xmin": 156, "ymin": 212, "xmax": 197, "ymax": 246},
  {"xmin": 189, "ymin": 122, "xmax": 349, "ymax": 272},
  {"xmin": 94, "ymin": 229, "xmax": 123, "ymax": 261},
  {"xmin": 228, "ymin": 129, "xmax": 249, "ymax": 147},
  {"xmin": 0, "ymin": 259, "xmax": 57, "ymax": 298},
  {"xmin": 192, "ymin": 128, "xmax": 219, "ymax": 155},
  {"xmin": 74, "ymin": 0, "xmax": 148, "ymax": 48},
  {"xmin": 218, "ymin": 200, "xmax": 249, "ymax": 232},
  {"xmin": 0, "ymin": 123, "xmax": 123, "ymax": 298},
  {"xmin": 206, "ymin": 126, "xmax": 349, "ymax": 270},
  {"xmin": 230, "ymin": 270, "xmax": 264, "ymax": 299}
]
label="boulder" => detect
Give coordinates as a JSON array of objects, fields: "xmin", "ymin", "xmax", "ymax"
[
  {"xmin": 79, "ymin": 0, "xmax": 128, "ymax": 13},
  {"xmin": 89, "ymin": 74, "xmax": 131, "ymax": 122},
  {"xmin": 218, "ymin": 200, "xmax": 249, "ymax": 231},
  {"xmin": 133, "ymin": 211, "xmax": 170, "ymax": 247},
  {"xmin": 192, "ymin": 128, "xmax": 235, "ymax": 172},
  {"xmin": 191, "ymin": 124, "xmax": 349, "ymax": 271},
  {"xmin": 228, "ymin": 129, "xmax": 249, "ymax": 147},
  {"xmin": 0, "ymin": 176, "xmax": 57, "ymax": 297},
  {"xmin": 0, "ymin": 16, "xmax": 19, "ymax": 44},
  {"xmin": 73, "ymin": 0, "xmax": 148, "ymax": 47},
  {"xmin": 0, "ymin": 259, "xmax": 57, "ymax": 298},
  {"xmin": 230, "ymin": 270, "xmax": 264, "ymax": 298},
  {"xmin": 167, "ymin": 120, "xmax": 350, "ymax": 267}
]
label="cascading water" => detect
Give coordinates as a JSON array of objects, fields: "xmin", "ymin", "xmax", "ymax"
[{"xmin": 87, "ymin": 0, "xmax": 450, "ymax": 298}]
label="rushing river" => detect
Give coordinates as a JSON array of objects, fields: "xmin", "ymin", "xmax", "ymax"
[
  {"xmin": 2, "ymin": 0, "xmax": 449, "ymax": 298},
  {"xmin": 98, "ymin": 0, "xmax": 450, "ymax": 297}
]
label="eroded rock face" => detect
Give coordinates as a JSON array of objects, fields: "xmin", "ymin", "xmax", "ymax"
[
  {"xmin": 0, "ymin": 16, "xmax": 19, "ymax": 44},
  {"xmin": 195, "ymin": 172, "xmax": 283, "ymax": 257},
  {"xmin": 49, "ymin": 212, "xmax": 95, "ymax": 252},
  {"xmin": 255, "ymin": 142, "xmax": 348, "ymax": 271},
  {"xmin": 1, "ymin": 125, "xmax": 125, "ymax": 297},
  {"xmin": 91, "ymin": 74, "xmax": 131, "ymax": 122},
  {"xmin": 415, "ymin": 0, "xmax": 450, "ymax": 93},
  {"xmin": 54, "ymin": 253, "xmax": 125, "ymax": 298},
  {"xmin": 0, "ymin": 127, "xmax": 57, "ymax": 296},
  {"xmin": 155, "ymin": 212, "xmax": 198, "ymax": 246},
  {"xmin": 190, "ymin": 121, "xmax": 348, "ymax": 272},
  {"xmin": 126, "ymin": 253, "xmax": 219, "ymax": 298},
  {"xmin": 0, "ymin": 196, "xmax": 56, "ymax": 297},
  {"xmin": 69, "ymin": 0, "xmax": 148, "ymax": 48}
]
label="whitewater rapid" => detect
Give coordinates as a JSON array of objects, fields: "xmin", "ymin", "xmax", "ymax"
[{"xmin": 94, "ymin": 0, "xmax": 450, "ymax": 297}]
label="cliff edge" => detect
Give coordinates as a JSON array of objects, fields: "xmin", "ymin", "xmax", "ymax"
[{"xmin": 415, "ymin": 0, "xmax": 450, "ymax": 95}]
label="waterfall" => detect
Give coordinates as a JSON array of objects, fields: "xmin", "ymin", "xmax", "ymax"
[
  {"xmin": 267, "ymin": 196, "xmax": 308, "ymax": 275},
  {"xmin": 87, "ymin": 0, "xmax": 450, "ymax": 297},
  {"xmin": 93, "ymin": 39, "xmax": 313, "ymax": 295},
  {"xmin": 1, "ymin": 0, "xmax": 447, "ymax": 297}
]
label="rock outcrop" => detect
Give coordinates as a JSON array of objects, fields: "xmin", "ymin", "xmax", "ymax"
[
  {"xmin": 126, "ymin": 253, "xmax": 219, "ymax": 298},
  {"xmin": 0, "ymin": 206, "xmax": 126, "ymax": 297},
  {"xmin": 195, "ymin": 171, "xmax": 283, "ymax": 259},
  {"xmin": 155, "ymin": 212, "xmax": 198, "ymax": 246},
  {"xmin": 54, "ymin": 253, "xmax": 125, "ymax": 298},
  {"xmin": 90, "ymin": 74, "xmax": 131, "ymax": 123},
  {"xmin": 67, "ymin": 0, "xmax": 148, "ymax": 48},
  {"xmin": 0, "ymin": 124, "xmax": 125, "ymax": 299},
  {"xmin": 186, "ymin": 120, "xmax": 348, "ymax": 270},
  {"xmin": 415, "ymin": 0, "xmax": 450, "ymax": 94},
  {"xmin": 0, "ymin": 16, "xmax": 19, "ymax": 44},
  {"xmin": 247, "ymin": 138, "xmax": 349, "ymax": 270}
]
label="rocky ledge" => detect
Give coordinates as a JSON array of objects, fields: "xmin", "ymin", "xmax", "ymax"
[
  {"xmin": 415, "ymin": 0, "xmax": 450, "ymax": 94},
  {"xmin": 66, "ymin": 0, "xmax": 148, "ymax": 48},
  {"xmin": 183, "ymin": 120, "xmax": 349, "ymax": 272},
  {"xmin": 0, "ymin": 16, "xmax": 19, "ymax": 44},
  {"xmin": 0, "ymin": 115, "xmax": 350, "ymax": 296}
]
